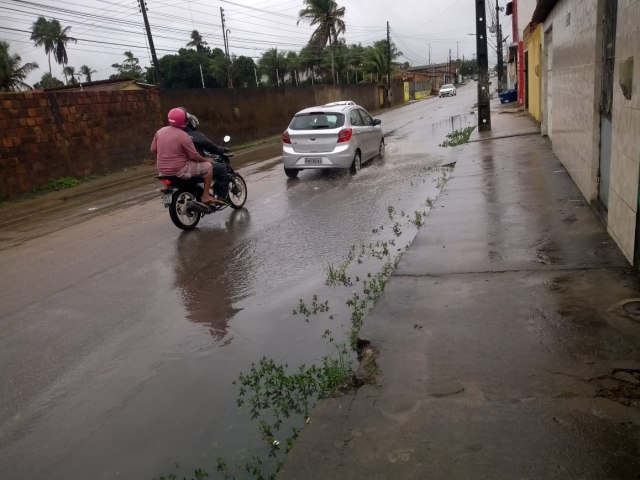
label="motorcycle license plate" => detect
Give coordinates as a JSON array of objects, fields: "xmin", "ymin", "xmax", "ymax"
[{"xmin": 161, "ymin": 193, "xmax": 172, "ymax": 205}]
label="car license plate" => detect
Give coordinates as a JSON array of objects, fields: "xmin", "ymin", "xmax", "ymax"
[
  {"xmin": 161, "ymin": 193, "xmax": 172, "ymax": 205},
  {"xmin": 305, "ymin": 157, "xmax": 322, "ymax": 164}
]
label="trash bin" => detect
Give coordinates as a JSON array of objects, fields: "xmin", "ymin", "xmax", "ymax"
[{"xmin": 499, "ymin": 89, "xmax": 517, "ymax": 104}]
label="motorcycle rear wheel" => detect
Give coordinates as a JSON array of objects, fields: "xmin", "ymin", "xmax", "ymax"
[
  {"xmin": 227, "ymin": 173, "xmax": 247, "ymax": 209},
  {"xmin": 169, "ymin": 190, "xmax": 201, "ymax": 230}
]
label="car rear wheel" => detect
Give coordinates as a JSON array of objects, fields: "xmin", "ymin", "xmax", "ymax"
[
  {"xmin": 350, "ymin": 151, "xmax": 362, "ymax": 175},
  {"xmin": 284, "ymin": 168, "xmax": 299, "ymax": 178},
  {"xmin": 378, "ymin": 140, "xmax": 385, "ymax": 159}
]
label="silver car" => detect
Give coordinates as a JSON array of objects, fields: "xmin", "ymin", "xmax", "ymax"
[
  {"xmin": 281, "ymin": 101, "xmax": 385, "ymax": 178},
  {"xmin": 439, "ymin": 84, "xmax": 457, "ymax": 97}
]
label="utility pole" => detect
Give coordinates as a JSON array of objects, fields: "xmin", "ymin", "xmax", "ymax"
[
  {"xmin": 386, "ymin": 21, "xmax": 392, "ymax": 107},
  {"xmin": 138, "ymin": 0, "xmax": 162, "ymax": 86},
  {"xmin": 428, "ymin": 43, "xmax": 431, "ymax": 65},
  {"xmin": 476, "ymin": 0, "xmax": 491, "ymax": 131},
  {"xmin": 220, "ymin": 8, "xmax": 232, "ymax": 88},
  {"xmin": 495, "ymin": 0, "xmax": 504, "ymax": 92},
  {"xmin": 448, "ymin": 49, "xmax": 451, "ymax": 84}
]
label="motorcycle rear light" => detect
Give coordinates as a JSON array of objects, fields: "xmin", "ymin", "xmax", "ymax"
[
  {"xmin": 161, "ymin": 179, "xmax": 172, "ymax": 186},
  {"xmin": 282, "ymin": 130, "xmax": 291, "ymax": 144},
  {"xmin": 337, "ymin": 128, "xmax": 352, "ymax": 143}
]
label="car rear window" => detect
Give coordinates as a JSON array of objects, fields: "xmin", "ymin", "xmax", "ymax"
[{"xmin": 289, "ymin": 113, "xmax": 345, "ymax": 130}]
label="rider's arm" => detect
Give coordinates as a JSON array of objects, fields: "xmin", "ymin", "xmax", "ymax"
[
  {"xmin": 180, "ymin": 132, "xmax": 210, "ymax": 163},
  {"xmin": 190, "ymin": 130, "xmax": 226, "ymax": 155}
]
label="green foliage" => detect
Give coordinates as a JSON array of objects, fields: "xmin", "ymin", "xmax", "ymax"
[
  {"xmin": 30, "ymin": 177, "xmax": 80, "ymax": 194},
  {"xmin": 34, "ymin": 72, "xmax": 64, "ymax": 90},
  {"xmin": 30, "ymin": 16, "xmax": 77, "ymax": 75},
  {"xmin": 0, "ymin": 41, "xmax": 38, "ymax": 92},
  {"xmin": 293, "ymin": 295, "xmax": 330, "ymax": 322},
  {"xmin": 439, "ymin": 126, "xmax": 476, "ymax": 148},
  {"xmin": 110, "ymin": 51, "xmax": 145, "ymax": 81}
]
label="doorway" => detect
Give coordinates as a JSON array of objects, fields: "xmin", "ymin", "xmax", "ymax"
[
  {"xmin": 599, "ymin": 0, "xmax": 617, "ymax": 211},
  {"xmin": 543, "ymin": 27, "xmax": 553, "ymax": 138},
  {"xmin": 524, "ymin": 51, "xmax": 529, "ymax": 109}
]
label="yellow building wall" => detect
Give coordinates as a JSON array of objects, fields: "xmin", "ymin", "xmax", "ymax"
[{"xmin": 525, "ymin": 25, "xmax": 542, "ymax": 123}]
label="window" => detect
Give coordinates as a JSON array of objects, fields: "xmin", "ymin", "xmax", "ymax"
[{"xmin": 290, "ymin": 113, "xmax": 345, "ymax": 130}]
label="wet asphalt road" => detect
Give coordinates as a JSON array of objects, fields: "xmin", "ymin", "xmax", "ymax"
[{"xmin": 0, "ymin": 85, "xmax": 477, "ymax": 479}]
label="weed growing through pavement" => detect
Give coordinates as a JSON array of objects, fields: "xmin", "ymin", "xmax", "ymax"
[{"xmin": 439, "ymin": 126, "xmax": 476, "ymax": 148}]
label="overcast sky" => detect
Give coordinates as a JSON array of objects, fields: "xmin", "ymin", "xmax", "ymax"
[{"xmin": 1, "ymin": 0, "xmax": 509, "ymax": 86}]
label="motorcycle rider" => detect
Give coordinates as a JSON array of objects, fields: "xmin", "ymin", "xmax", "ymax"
[
  {"xmin": 182, "ymin": 111, "xmax": 231, "ymax": 202},
  {"xmin": 151, "ymin": 107, "xmax": 219, "ymax": 205}
]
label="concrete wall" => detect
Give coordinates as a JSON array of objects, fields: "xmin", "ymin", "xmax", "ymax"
[
  {"xmin": 608, "ymin": 0, "xmax": 640, "ymax": 262},
  {"xmin": 525, "ymin": 24, "xmax": 542, "ymax": 122},
  {"xmin": 544, "ymin": 0, "xmax": 601, "ymax": 203},
  {"xmin": 0, "ymin": 90, "xmax": 162, "ymax": 200}
]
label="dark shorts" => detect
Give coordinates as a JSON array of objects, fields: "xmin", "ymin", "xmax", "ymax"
[{"xmin": 175, "ymin": 161, "xmax": 212, "ymax": 179}]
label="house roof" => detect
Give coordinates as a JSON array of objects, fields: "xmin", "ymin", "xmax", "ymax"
[
  {"xmin": 40, "ymin": 78, "xmax": 156, "ymax": 92},
  {"xmin": 532, "ymin": 0, "xmax": 559, "ymax": 23}
]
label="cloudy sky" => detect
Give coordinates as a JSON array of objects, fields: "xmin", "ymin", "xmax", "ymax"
[{"xmin": 1, "ymin": 0, "xmax": 509, "ymax": 86}]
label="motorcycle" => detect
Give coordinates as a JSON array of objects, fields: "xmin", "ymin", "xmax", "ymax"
[{"xmin": 157, "ymin": 136, "xmax": 248, "ymax": 230}]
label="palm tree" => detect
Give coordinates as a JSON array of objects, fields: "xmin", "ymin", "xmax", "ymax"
[
  {"xmin": 0, "ymin": 41, "xmax": 38, "ymax": 91},
  {"xmin": 30, "ymin": 16, "xmax": 54, "ymax": 75},
  {"xmin": 30, "ymin": 16, "xmax": 77, "ymax": 75},
  {"xmin": 298, "ymin": 0, "xmax": 346, "ymax": 83},
  {"xmin": 258, "ymin": 48, "xmax": 287, "ymax": 86},
  {"xmin": 62, "ymin": 66, "xmax": 78, "ymax": 84},
  {"xmin": 79, "ymin": 64, "xmax": 96, "ymax": 82},
  {"xmin": 186, "ymin": 30, "xmax": 208, "ymax": 53},
  {"xmin": 285, "ymin": 51, "xmax": 300, "ymax": 85}
]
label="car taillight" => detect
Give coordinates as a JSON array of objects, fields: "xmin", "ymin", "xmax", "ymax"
[
  {"xmin": 337, "ymin": 128, "xmax": 352, "ymax": 143},
  {"xmin": 282, "ymin": 130, "xmax": 291, "ymax": 144},
  {"xmin": 161, "ymin": 179, "xmax": 172, "ymax": 186}
]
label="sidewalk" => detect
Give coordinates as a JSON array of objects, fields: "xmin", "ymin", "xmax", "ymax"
[{"xmin": 278, "ymin": 103, "xmax": 640, "ymax": 479}]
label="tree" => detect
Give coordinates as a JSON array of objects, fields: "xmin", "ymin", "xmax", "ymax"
[
  {"xmin": 62, "ymin": 66, "xmax": 78, "ymax": 84},
  {"xmin": 258, "ymin": 48, "xmax": 287, "ymax": 86},
  {"xmin": 110, "ymin": 51, "xmax": 144, "ymax": 80},
  {"xmin": 298, "ymin": 0, "xmax": 346, "ymax": 83},
  {"xmin": 30, "ymin": 16, "xmax": 77, "ymax": 75},
  {"xmin": 79, "ymin": 64, "xmax": 96, "ymax": 82},
  {"xmin": 157, "ymin": 48, "xmax": 226, "ymax": 88},
  {"xmin": 230, "ymin": 55, "xmax": 258, "ymax": 87},
  {"xmin": 33, "ymin": 72, "xmax": 64, "ymax": 90},
  {"xmin": 186, "ymin": 30, "xmax": 209, "ymax": 53},
  {"xmin": 285, "ymin": 51, "xmax": 301, "ymax": 85},
  {"xmin": 0, "ymin": 41, "xmax": 38, "ymax": 92}
]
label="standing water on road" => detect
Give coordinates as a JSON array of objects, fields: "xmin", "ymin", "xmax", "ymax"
[{"xmin": 0, "ymin": 88, "xmax": 480, "ymax": 480}]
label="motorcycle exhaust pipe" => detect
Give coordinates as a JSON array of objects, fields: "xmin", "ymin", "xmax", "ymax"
[{"xmin": 186, "ymin": 200, "xmax": 212, "ymax": 214}]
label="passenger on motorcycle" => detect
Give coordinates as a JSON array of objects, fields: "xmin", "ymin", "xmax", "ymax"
[
  {"xmin": 183, "ymin": 112, "xmax": 231, "ymax": 202},
  {"xmin": 151, "ymin": 107, "xmax": 219, "ymax": 205}
]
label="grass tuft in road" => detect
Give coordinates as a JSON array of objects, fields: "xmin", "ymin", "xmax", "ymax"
[{"xmin": 439, "ymin": 126, "xmax": 476, "ymax": 148}]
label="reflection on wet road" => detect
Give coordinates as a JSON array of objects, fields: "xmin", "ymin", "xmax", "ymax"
[{"xmin": 0, "ymin": 86, "xmax": 477, "ymax": 479}]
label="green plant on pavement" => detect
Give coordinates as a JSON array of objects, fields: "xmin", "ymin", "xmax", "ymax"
[{"xmin": 439, "ymin": 125, "xmax": 475, "ymax": 147}]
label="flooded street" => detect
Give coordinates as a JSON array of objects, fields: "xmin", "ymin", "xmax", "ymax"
[{"xmin": 0, "ymin": 86, "xmax": 477, "ymax": 479}]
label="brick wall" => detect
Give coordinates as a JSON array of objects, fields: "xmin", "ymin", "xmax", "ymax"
[
  {"xmin": 0, "ymin": 90, "xmax": 162, "ymax": 200},
  {"xmin": 0, "ymin": 81, "xmax": 405, "ymax": 200}
]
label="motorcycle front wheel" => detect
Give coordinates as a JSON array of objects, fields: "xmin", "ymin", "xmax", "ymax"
[
  {"xmin": 227, "ymin": 173, "xmax": 247, "ymax": 209},
  {"xmin": 169, "ymin": 190, "xmax": 201, "ymax": 230}
]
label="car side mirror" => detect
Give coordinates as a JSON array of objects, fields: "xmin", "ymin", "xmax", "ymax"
[{"xmin": 373, "ymin": 119, "xmax": 382, "ymax": 126}]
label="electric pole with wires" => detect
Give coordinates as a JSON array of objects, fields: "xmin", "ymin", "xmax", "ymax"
[{"xmin": 138, "ymin": 0, "xmax": 162, "ymax": 87}]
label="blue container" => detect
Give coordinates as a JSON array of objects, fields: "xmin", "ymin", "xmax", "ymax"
[{"xmin": 499, "ymin": 89, "xmax": 517, "ymax": 104}]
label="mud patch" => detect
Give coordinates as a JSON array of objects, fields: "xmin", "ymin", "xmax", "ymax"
[{"xmin": 591, "ymin": 369, "xmax": 640, "ymax": 408}]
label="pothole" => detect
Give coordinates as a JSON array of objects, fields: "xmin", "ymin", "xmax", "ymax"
[{"xmin": 622, "ymin": 300, "xmax": 640, "ymax": 316}]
